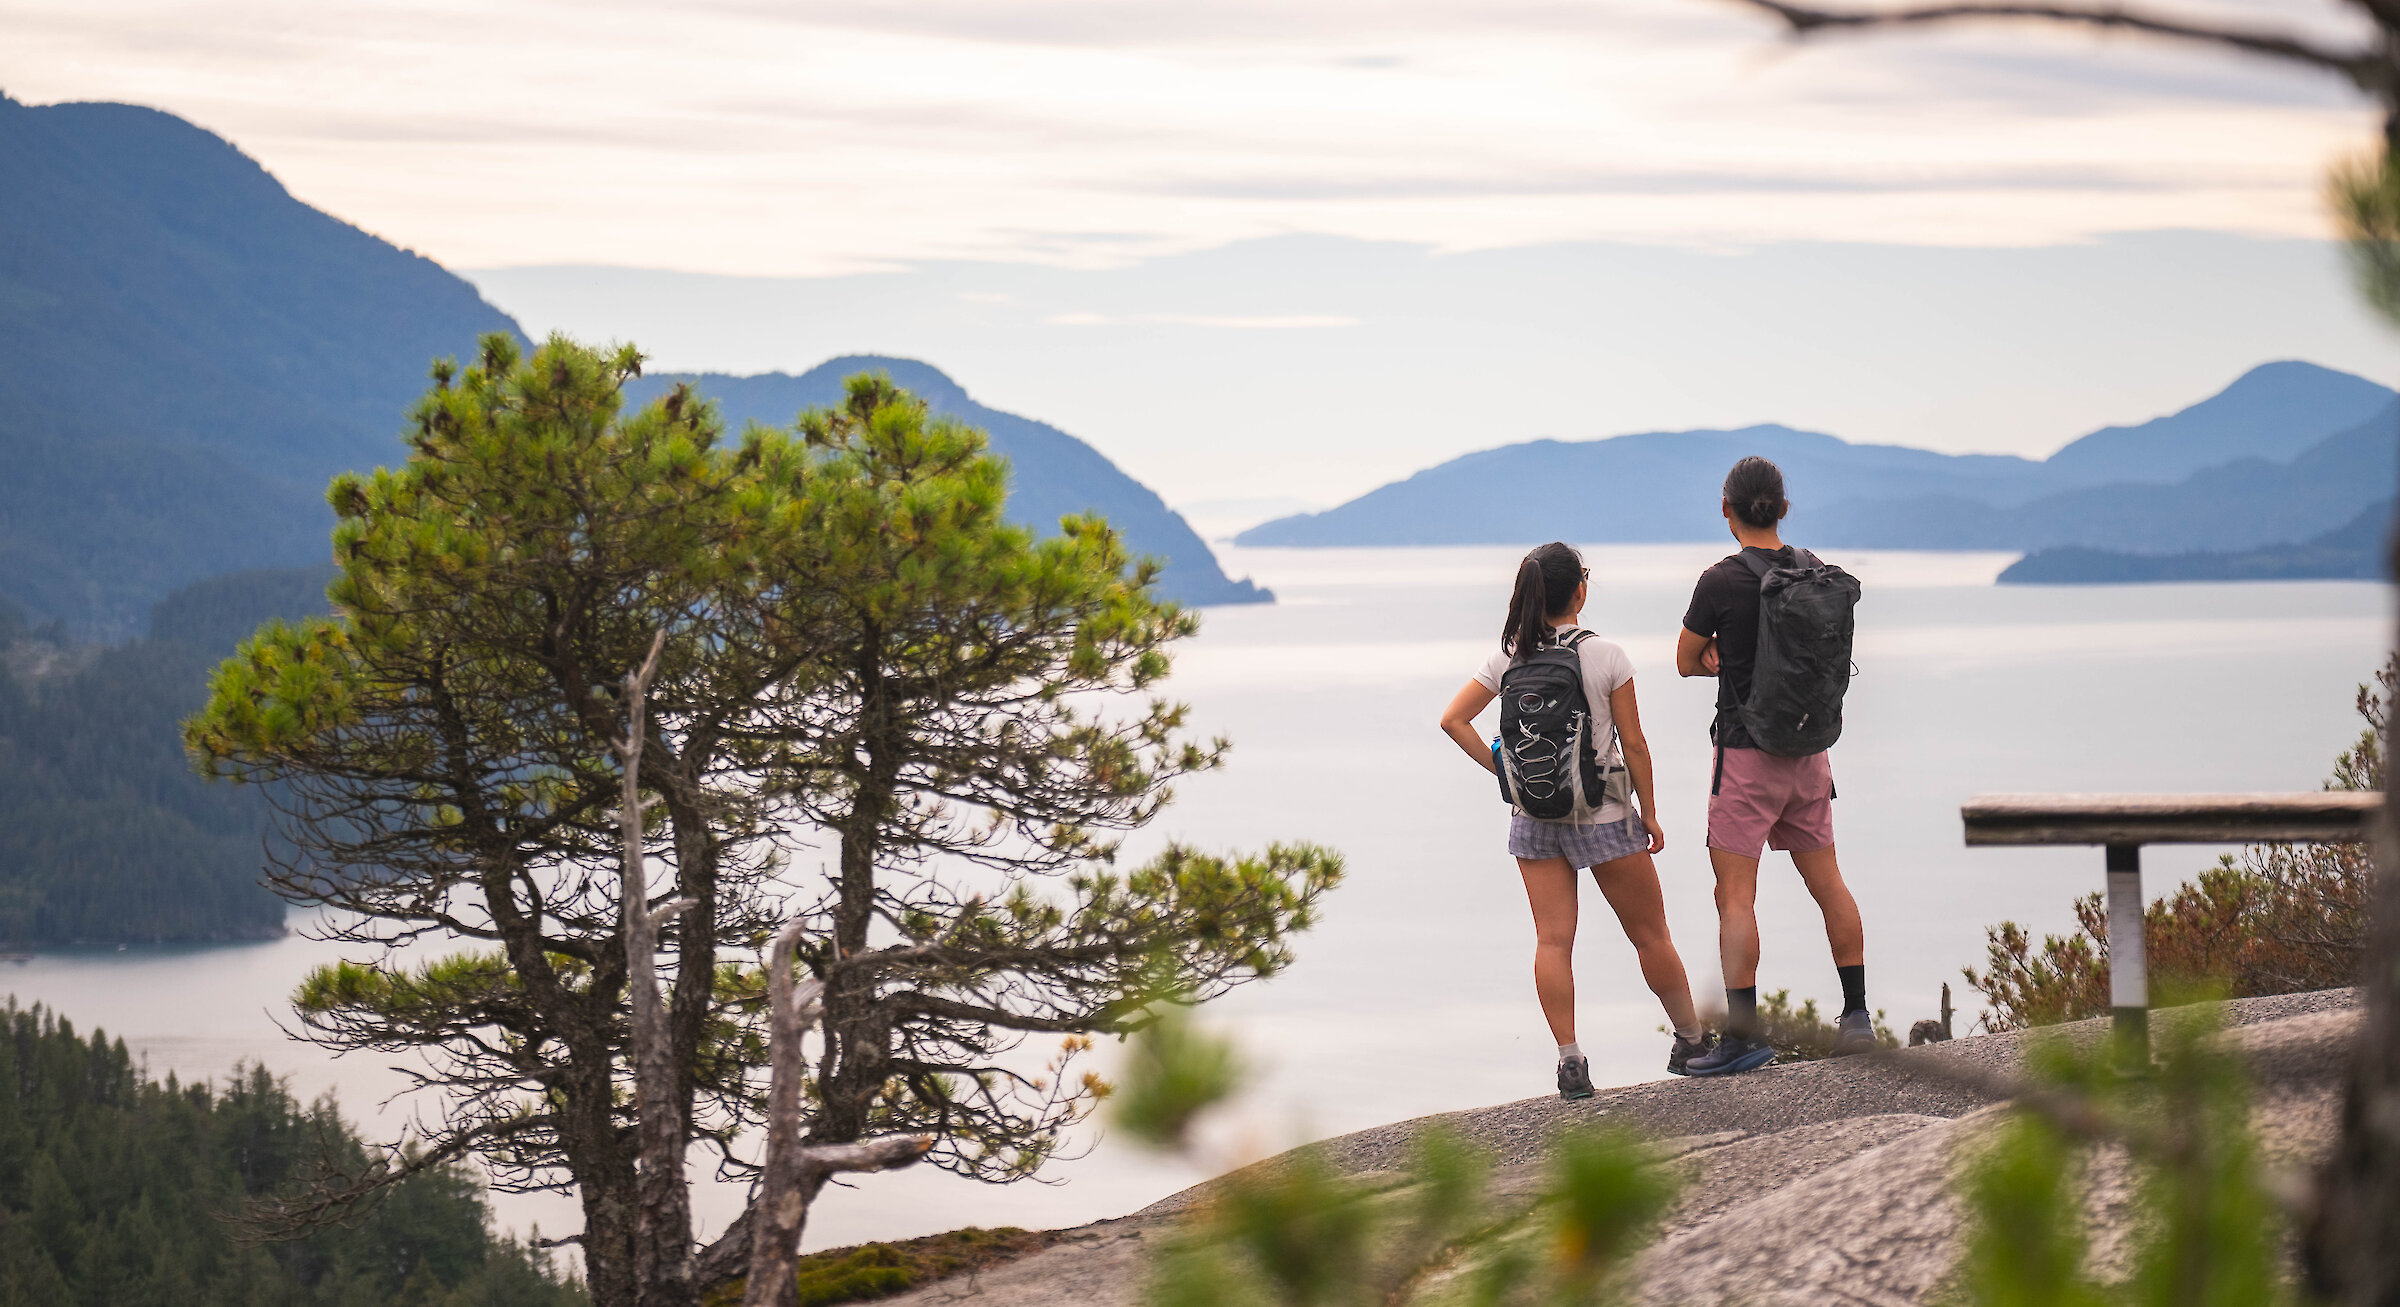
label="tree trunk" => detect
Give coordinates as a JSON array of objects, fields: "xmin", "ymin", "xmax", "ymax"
[
  {"xmin": 566, "ymin": 1035, "xmax": 644, "ymax": 1307},
  {"xmin": 814, "ymin": 637, "xmax": 898, "ymax": 1148}
]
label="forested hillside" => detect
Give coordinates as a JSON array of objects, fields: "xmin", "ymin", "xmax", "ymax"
[
  {"xmin": 0, "ymin": 94, "xmax": 513, "ymax": 635},
  {"xmin": 0, "ymin": 1001, "xmax": 583, "ymax": 1305},
  {"xmin": 0, "ymin": 567, "xmax": 331, "ymax": 944}
]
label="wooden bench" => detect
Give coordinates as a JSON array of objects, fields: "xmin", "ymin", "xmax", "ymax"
[{"xmin": 1960, "ymin": 792, "xmax": 2382, "ymax": 1066}]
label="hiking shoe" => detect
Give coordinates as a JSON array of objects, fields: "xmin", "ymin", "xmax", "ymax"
[
  {"xmin": 1684, "ymin": 1033, "xmax": 1776, "ymax": 1078},
  {"xmin": 1831, "ymin": 1009, "xmax": 1878, "ymax": 1057},
  {"xmin": 1557, "ymin": 1055, "xmax": 1595, "ymax": 1101},
  {"xmin": 1667, "ymin": 1031, "xmax": 1715, "ymax": 1077}
]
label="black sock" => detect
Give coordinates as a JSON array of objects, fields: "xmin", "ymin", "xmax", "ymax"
[
  {"xmin": 1727, "ymin": 986, "xmax": 1758, "ymax": 1038},
  {"xmin": 1838, "ymin": 965, "xmax": 1867, "ymax": 1017}
]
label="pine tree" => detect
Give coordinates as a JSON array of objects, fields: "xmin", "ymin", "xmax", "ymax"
[{"xmin": 186, "ymin": 336, "xmax": 1339, "ymax": 1307}]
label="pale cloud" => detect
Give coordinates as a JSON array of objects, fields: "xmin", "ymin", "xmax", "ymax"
[
  {"xmin": 0, "ymin": 0, "xmax": 2381, "ymax": 273},
  {"xmin": 1043, "ymin": 312, "xmax": 1359, "ymax": 328}
]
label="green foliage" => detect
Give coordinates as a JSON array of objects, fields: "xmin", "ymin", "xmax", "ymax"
[
  {"xmin": 1952, "ymin": 1016, "xmax": 2286, "ymax": 1307},
  {"xmin": 0, "ymin": 998, "xmax": 582, "ymax": 1306},
  {"xmin": 789, "ymin": 1246, "xmax": 911, "ymax": 1306},
  {"xmin": 1966, "ymin": 652, "xmax": 2387, "ymax": 1031},
  {"xmin": 1143, "ymin": 1127, "xmax": 1678, "ymax": 1307},
  {"xmin": 2331, "ymin": 149, "xmax": 2400, "ymax": 328},
  {"xmin": 1113, "ymin": 1004, "xmax": 1243, "ymax": 1152},
  {"xmin": 1751, "ymin": 989, "xmax": 1899, "ymax": 1061},
  {"xmin": 0, "ymin": 566, "xmax": 329, "ymax": 943},
  {"xmin": 1538, "ymin": 1129, "xmax": 1680, "ymax": 1299},
  {"xmin": 1124, "ymin": 993, "xmax": 1680, "ymax": 1306},
  {"xmin": 702, "ymin": 1227, "xmax": 1060, "ymax": 1307}
]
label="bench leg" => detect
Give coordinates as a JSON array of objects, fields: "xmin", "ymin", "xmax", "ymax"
[{"xmin": 2105, "ymin": 842, "xmax": 2148, "ymax": 1071}]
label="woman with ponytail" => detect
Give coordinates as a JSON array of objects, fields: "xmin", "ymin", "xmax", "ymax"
[{"xmin": 1439, "ymin": 542, "xmax": 1707, "ymax": 1100}]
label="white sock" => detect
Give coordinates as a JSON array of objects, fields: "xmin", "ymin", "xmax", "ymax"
[
  {"xmin": 1557, "ymin": 1041, "xmax": 1582, "ymax": 1063},
  {"xmin": 1674, "ymin": 1025, "xmax": 1702, "ymax": 1041}
]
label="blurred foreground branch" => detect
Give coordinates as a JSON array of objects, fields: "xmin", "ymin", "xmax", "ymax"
[{"xmin": 1728, "ymin": 0, "xmax": 2400, "ymax": 146}]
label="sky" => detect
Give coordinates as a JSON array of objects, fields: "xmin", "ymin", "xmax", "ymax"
[{"xmin": 7, "ymin": 0, "xmax": 2399, "ymax": 507}]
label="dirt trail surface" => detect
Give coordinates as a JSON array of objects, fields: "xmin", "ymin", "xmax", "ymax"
[{"xmin": 870, "ymin": 989, "xmax": 2360, "ymax": 1306}]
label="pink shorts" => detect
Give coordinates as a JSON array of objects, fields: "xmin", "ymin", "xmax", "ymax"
[{"xmin": 1706, "ymin": 747, "xmax": 1835, "ymax": 858}]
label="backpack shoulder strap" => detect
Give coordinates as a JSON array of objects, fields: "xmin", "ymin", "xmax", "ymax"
[
  {"xmin": 1560, "ymin": 627, "xmax": 1596, "ymax": 649},
  {"xmin": 1737, "ymin": 550, "xmax": 1773, "ymax": 582}
]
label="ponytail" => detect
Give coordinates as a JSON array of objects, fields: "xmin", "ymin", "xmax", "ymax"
[
  {"xmin": 1502, "ymin": 542, "xmax": 1585, "ymax": 654},
  {"xmin": 1722, "ymin": 456, "xmax": 1789, "ymax": 529}
]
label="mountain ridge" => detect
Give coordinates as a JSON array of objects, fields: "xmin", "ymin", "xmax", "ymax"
[
  {"xmin": 1237, "ymin": 361, "xmax": 2395, "ymax": 556},
  {"xmin": 628, "ymin": 358, "xmax": 1269, "ymax": 607},
  {"xmin": 0, "ymin": 95, "xmax": 1256, "ymax": 627}
]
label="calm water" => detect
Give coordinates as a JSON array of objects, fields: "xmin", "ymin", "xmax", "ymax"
[{"xmin": 3, "ymin": 544, "xmax": 2388, "ymax": 1253}]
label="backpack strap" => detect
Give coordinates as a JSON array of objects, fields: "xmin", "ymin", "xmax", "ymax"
[{"xmin": 1737, "ymin": 546, "xmax": 1814, "ymax": 581}]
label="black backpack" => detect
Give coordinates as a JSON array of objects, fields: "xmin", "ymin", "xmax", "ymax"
[
  {"xmin": 1493, "ymin": 630, "xmax": 1612, "ymax": 822},
  {"xmin": 1734, "ymin": 547, "xmax": 1862, "ymax": 757}
]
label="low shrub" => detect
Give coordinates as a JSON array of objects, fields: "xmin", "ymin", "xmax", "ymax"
[{"xmin": 1964, "ymin": 654, "xmax": 2385, "ymax": 1031}]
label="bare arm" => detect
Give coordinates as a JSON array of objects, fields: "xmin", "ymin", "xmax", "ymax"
[
  {"xmin": 1439, "ymin": 681, "xmax": 1499, "ymax": 774},
  {"xmin": 1609, "ymin": 679, "xmax": 1665, "ymax": 854},
  {"xmin": 1676, "ymin": 627, "xmax": 1720, "ymax": 678}
]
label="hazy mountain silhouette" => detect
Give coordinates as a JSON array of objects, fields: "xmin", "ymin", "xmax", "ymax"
[
  {"xmin": 2037, "ymin": 360, "xmax": 2393, "ymax": 488},
  {"xmin": 1998, "ymin": 499, "xmax": 2390, "ymax": 584},
  {"xmin": 0, "ymin": 93, "xmax": 513, "ymax": 633},
  {"xmin": 628, "ymin": 359, "xmax": 1269, "ymax": 606},
  {"xmin": 0, "ymin": 95, "xmax": 1256, "ymax": 627},
  {"xmin": 1238, "ymin": 362, "xmax": 2396, "ymax": 556}
]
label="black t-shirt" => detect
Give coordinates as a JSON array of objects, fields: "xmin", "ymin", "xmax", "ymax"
[{"xmin": 1681, "ymin": 546, "xmax": 1795, "ymax": 750}]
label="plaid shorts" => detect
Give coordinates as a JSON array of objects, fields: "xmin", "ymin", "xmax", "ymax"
[{"xmin": 1507, "ymin": 812, "xmax": 1649, "ymax": 867}]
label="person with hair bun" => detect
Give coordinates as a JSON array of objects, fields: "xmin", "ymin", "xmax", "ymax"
[
  {"xmin": 1439, "ymin": 542, "xmax": 1707, "ymax": 1100},
  {"xmin": 1674, "ymin": 457, "xmax": 1875, "ymax": 1076}
]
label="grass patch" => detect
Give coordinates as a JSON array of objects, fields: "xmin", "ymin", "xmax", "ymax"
[{"xmin": 706, "ymin": 1225, "xmax": 1065, "ymax": 1306}]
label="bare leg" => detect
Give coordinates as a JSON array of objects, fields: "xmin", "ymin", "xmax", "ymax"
[
  {"xmin": 1516, "ymin": 857, "xmax": 1580, "ymax": 1045},
  {"xmin": 1708, "ymin": 847, "xmax": 1763, "ymax": 990},
  {"xmin": 1790, "ymin": 843, "xmax": 1865, "ymax": 968},
  {"xmin": 1591, "ymin": 851, "xmax": 1699, "ymax": 1034}
]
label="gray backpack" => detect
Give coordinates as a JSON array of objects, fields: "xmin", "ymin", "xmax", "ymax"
[{"xmin": 1735, "ymin": 548, "xmax": 1862, "ymax": 757}]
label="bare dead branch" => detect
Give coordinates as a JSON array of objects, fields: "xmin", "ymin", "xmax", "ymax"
[
  {"xmin": 744, "ymin": 919, "xmax": 825, "ymax": 1307},
  {"xmin": 795, "ymin": 1136, "xmax": 937, "ymax": 1174},
  {"xmin": 617, "ymin": 627, "xmax": 697, "ymax": 1305},
  {"xmin": 1728, "ymin": 0, "xmax": 2383, "ymax": 91}
]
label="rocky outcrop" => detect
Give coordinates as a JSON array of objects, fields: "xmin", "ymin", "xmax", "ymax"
[{"xmin": 871, "ymin": 989, "xmax": 2359, "ymax": 1305}]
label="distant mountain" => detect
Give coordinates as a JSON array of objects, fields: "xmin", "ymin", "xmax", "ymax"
[
  {"xmin": 0, "ymin": 94, "xmax": 517, "ymax": 481},
  {"xmin": 1236, "ymin": 424, "xmax": 2051, "ymax": 547},
  {"xmin": 0, "ymin": 95, "xmax": 1255, "ymax": 627},
  {"xmin": 1814, "ymin": 399, "xmax": 2398, "ymax": 553},
  {"xmin": 0, "ymin": 93, "xmax": 516, "ymax": 633},
  {"xmin": 1998, "ymin": 500, "xmax": 2390, "ymax": 584},
  {"xmin": 2037, "ymin": 361, "xmax": 2394, "ymax": 489},
  {"xmin": 1238, "ymin": 362, "xmax": 2397, "ymax": 556},
  {"xmin": 628, "ymin": 360, "xmax": 1269, "ymax": 607}
]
